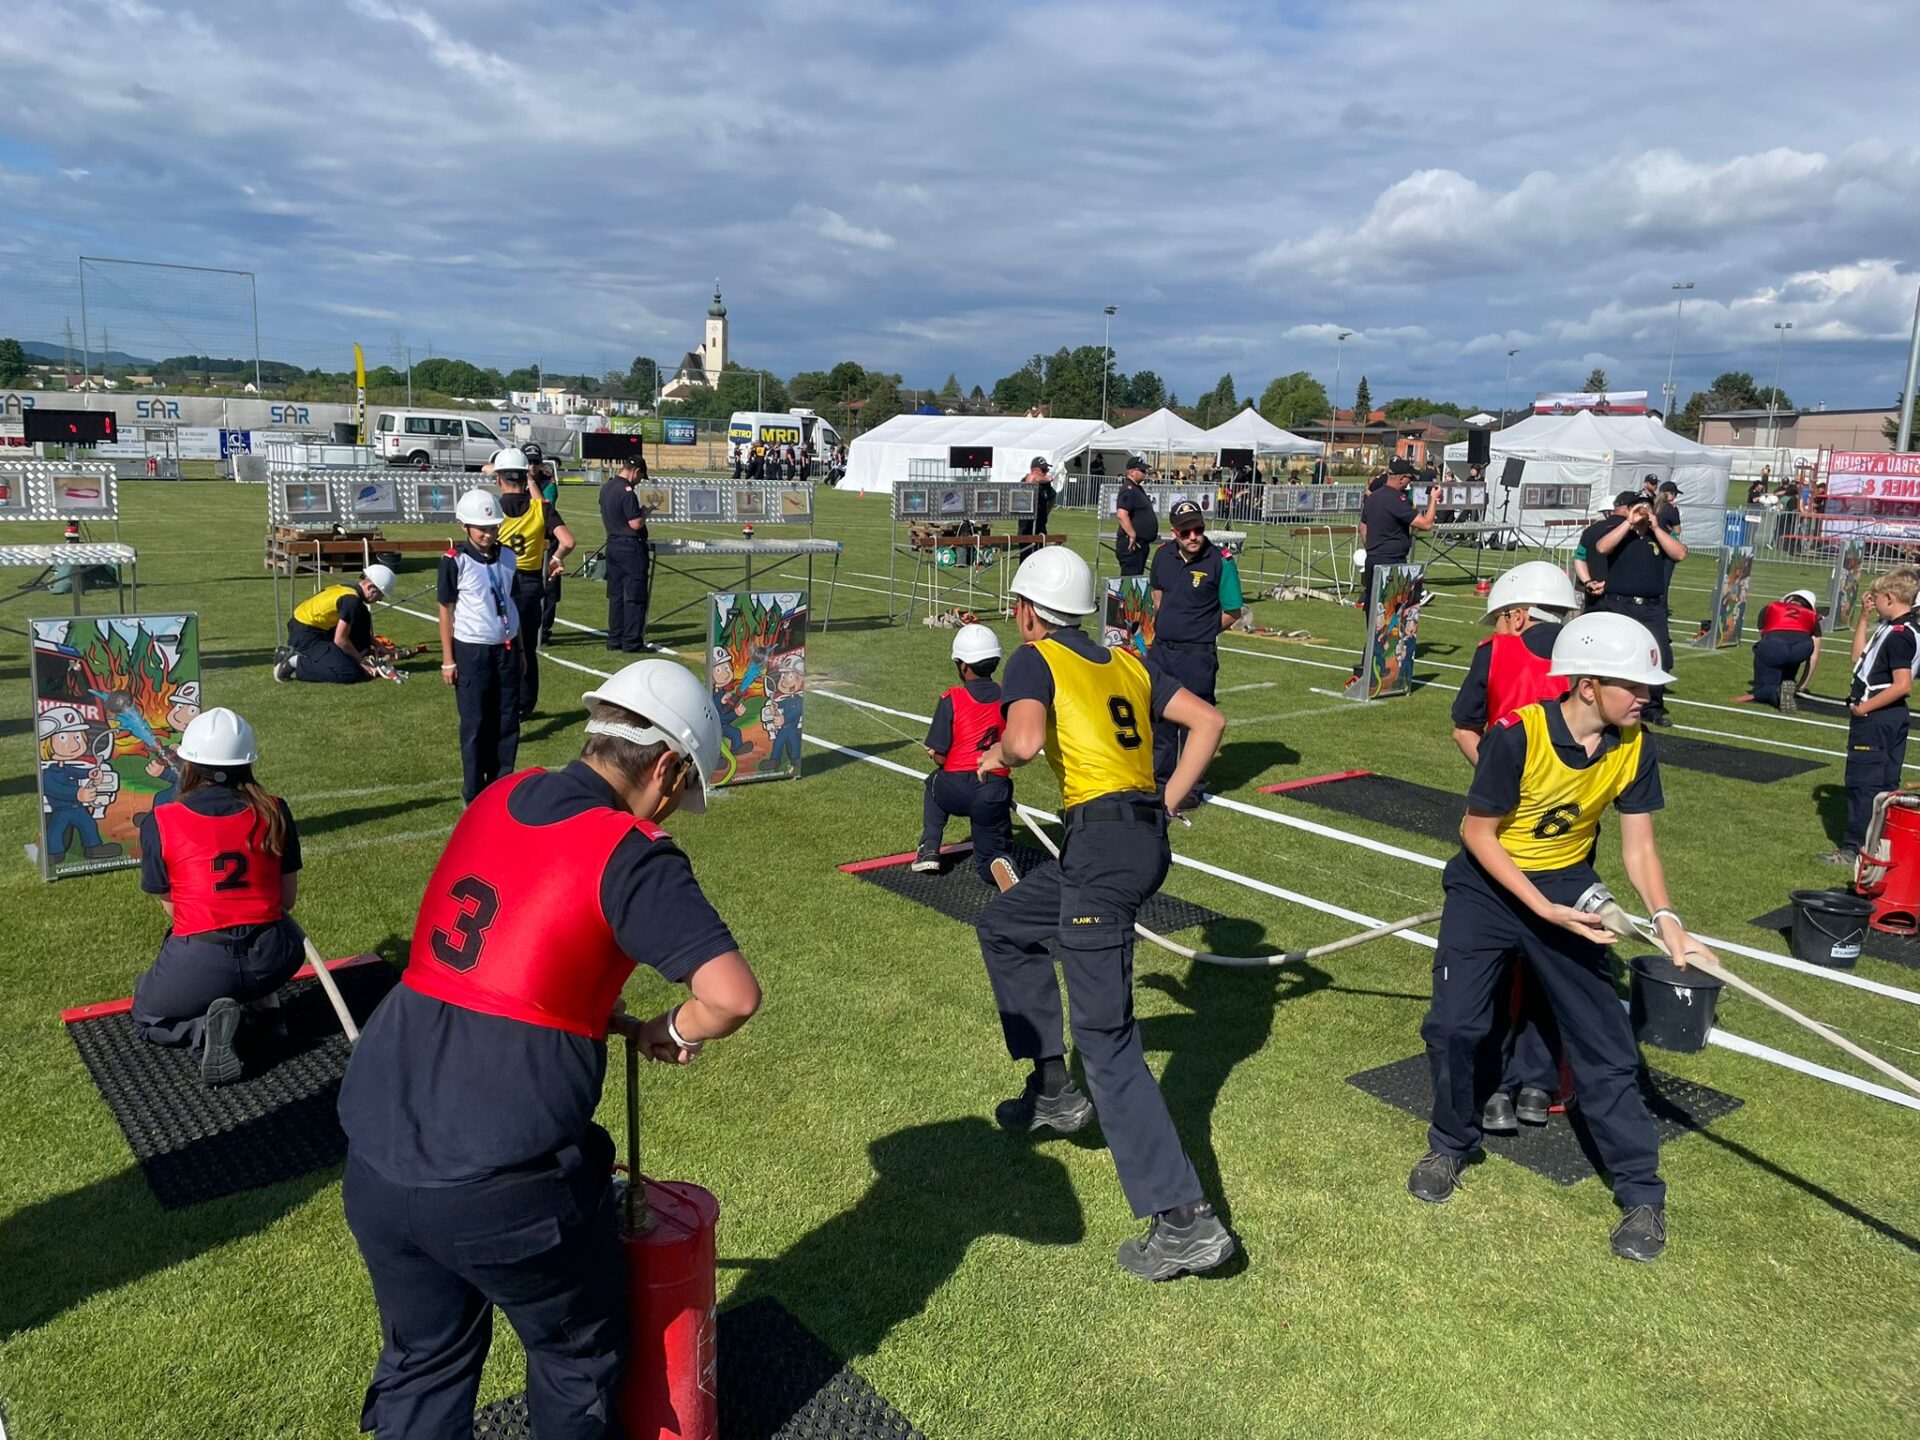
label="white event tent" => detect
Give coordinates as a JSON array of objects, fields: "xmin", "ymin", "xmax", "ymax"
[
  {"xmin": 1195, "ymin": 407, "xmax": 1324, "ymax": 457},
  {"xmin": 841, "ymin": 414, "xmax": 1114, "ymax": 493},
  {"xmin": 1090, "ymin": 406, "xmax": 1212, "ymax": 457},
  {"xmin": 1443, "ymin": 412, "xmax": 1732, "ymax": 545}
]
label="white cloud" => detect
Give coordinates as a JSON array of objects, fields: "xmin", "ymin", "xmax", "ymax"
[
  {"xmin": 794, "ymin": 205, "xmax": 896, "ymax": 252},
  {"xmin": 345, "ymin": 0, "xmax": 520, "ymax": 86}
]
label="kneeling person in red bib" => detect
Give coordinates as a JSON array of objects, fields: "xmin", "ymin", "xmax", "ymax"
[
  {"xmin": 131, "ymin": 707, "xmax": 306, "ymax": 1086},
  {"xmin": 1745, "ymin": 587, "xmax": 1823, "ymax": 711},
  {"xmin": 338, "ymin": 660, "xmax": 761, "ymax": 1440},
  {"xmin": 913, "ymin": 623, "xmax": 1014, "ymax": 883}
]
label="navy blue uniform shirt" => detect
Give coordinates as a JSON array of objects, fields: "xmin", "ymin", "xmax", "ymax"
[
  {"xmin": 1449, "ymin": 624, "xmax": 1561, "ymax": 731},
  {"xmin": 1360, "ymin": 484, "xmax": 1415, "ymax": 561},
  {"xmin": 138, "ymin": 784, "xmax": 303, "ymax": 895},
  {"xmin": 1855, "ymin": 611, "xmax": 1918, "ymax": 706},
  {"xmin": 599, "ymin": 477, "xmax": 642, "ymax": 541},
  {"xmin": 1149, "ymin": 538, "xmax": 1226, "ymax": 644},
  {"xmin": 338, "ymin": 760, "xmax": 737, "ymax": 1185},
  {"xmin": 1114, "ymin": 482, "xmax": 1158, "ymax": 548},
  {"xmin": 925, "ymin": 677, "xmax": 1002, "ymax": 754},
  {"xmin": 1468, "ymin": 701, "xmax": 1663, "ymax": 819},
  {"xmin": 1595, "ymin": 522, "xmax": 1672, "ymax": 599}
]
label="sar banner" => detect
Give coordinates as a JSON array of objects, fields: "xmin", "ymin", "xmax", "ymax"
[
  {"xmin": 707, "ymin": 591, "xmax": 807, "ymax": 787},
  {"xmin": 1351, "ymin": 563, "xmax": 1423, "ymax": 700},
  {"xmin": 31, "ymin": 613, "xmax": 202, "ymax": 881},
  {"xmin": 1102, "ymin": 576, "xmax": 1154, "ymax": 660}
]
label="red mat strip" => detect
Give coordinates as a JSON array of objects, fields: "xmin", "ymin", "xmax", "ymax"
[
  {"xmin": 59, "ymin": 953, "xmax": 387, "ymax": 1023},
  {"xmin": 1258, "ymin": 769, "xmax": 1373, "ymax": 795},
  {"xmin": 839, "ymin": 843, "xmax": 974, "ymax": 875}
]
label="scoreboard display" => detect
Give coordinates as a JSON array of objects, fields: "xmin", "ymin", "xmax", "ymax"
[
  {"xmin": 581, "ymin": 431, "xmax": 648, "ymax": 461},
  {"xmin": 23, "ymin": 408, "xmax": 117, "ymax": 446}
]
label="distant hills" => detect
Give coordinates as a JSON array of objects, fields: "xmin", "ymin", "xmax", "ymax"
[{"xmin": 19, "ymin": 340, "xmax": 154, "ymax": 368}]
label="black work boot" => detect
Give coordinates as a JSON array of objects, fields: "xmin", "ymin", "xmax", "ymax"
[
  {"xmin": 995, "ymin": 1072, "xmax": 1093, "ymax": 1135},
  {"xmin": 1407, "ymin": 1149, "xmax": 1465, "ymax": 1204},
  {"xmin": 1116, "ymin": 1203, "xmax": 1236, "ymax": 1281},
  {"xmin": 1481, "ymin": 1091, "xmax": 1518, "ymax": 1133},
  {"xmin": 1515, "ymin": 1085, "xmax": 1553, "ymax": 1126},
  {"xmin": 200, "ymin": 997, "xmax": 244, "ymax": 1086},
  {"xmin": 1611, "ymin": 1204, "xmax": 1667, "ymax": 1262}
]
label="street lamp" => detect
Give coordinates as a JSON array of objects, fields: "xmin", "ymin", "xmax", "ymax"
[
  {"xmin": 1501, "ymin": 348, "xmax": 1519, "ymax": 431},
  {"xmin": 1331, "ymin": 329, "xmax": 1352, "ymax": 466},
  {"xmin": 1101, "ymin": 305, "xmax": 1117, "ymax": 424},
  {"xmin": 1767, "ymin": 321, "xmax": 1794, "ymax": 451},
  {"xmin": 1662, "ymin": 283, "xmax": 1694, "ymax": 427}
]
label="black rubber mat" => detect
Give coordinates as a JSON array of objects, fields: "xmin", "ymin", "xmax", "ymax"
[
  {"xmin": 65, "ymin": 961, "xmax": 399, "ymax": 1210},
  {"xmin": 1655, "ymin": 731, "xmax": 1824, "ymax": 782},
  {"xmin": 1348, "ymin": 1053, "xmax": 1743, "ymax": 1187},
  {"xmin": 1271, "ymin": 773, "xmax": 1462, "ymax": 844},
  {"xmin": 1750, "ymin": 898, "xmax": 1920, "ymax": 971},
  {"xmin": 848, "ymin": 843, "xmax": 1223, "ymax": 935},
  {"xmin": 472, "ymin": 1296, "xmax": 926, "ymax": 1439}
]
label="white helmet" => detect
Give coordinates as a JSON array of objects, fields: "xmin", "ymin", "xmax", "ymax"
[
  {"xmin": 361, "ymin": 563, "xmax": 397, "ymax": 596},
  {"xmin": 1484, "ymin": 561, "xmax": 1579, "ymax": 620},
  {"xmin": 491, "ymin": 446, "xmax": 529, "ymax": 473},
  {"xmin": 1549, "ymin": 612, "xmax": 1675, "ymax": 686},
  {"xmin": 580, "ymin": 660, "xmax": 723, "ymax": 814},
  {"xmin": 171, "ymin": 681, "xmax": 202, "ymax": 708},
  {"xmin": 37, "ymin": 705, "xmax": 87, "ymax": 739},
  {"xmin": 951, "ymin": 623, "xmax": 1002, "ymax": 665},
  {"xmin": 456, "ymin": 489, "xmax": 503, "ymax": 527},
  {"xmin": 1785, "ymin": 588, "xmax": 1819, "ymax": 608},
  {"xmin": 1010, "ymin": 547, "xmax": 1096, "ymax": 622},
  {"xmin": 178, "ymin": 707, "xmax": 258, "ymax": 767}
]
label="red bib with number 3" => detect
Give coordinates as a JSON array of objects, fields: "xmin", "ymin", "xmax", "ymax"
[
  {"xmin": 154, "ymin": 803, "xmax": 286, "ymax": 935},
  {"xmin": 405, "ymin": 770, "xmax": 653, "ymax": 1038}
]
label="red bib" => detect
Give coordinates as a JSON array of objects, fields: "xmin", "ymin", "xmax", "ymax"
[
  {"xmin": 941, "ymin": 686, "xmax": 1008, "ymax": 775},
  {"xmin": 1483, "ymin": 631, "xmax": 1564, "ymax": 729},
  {"xmin": 405, "ymin": 771, "xmax": 658, "ymax": 1038},
  {"xmin": 153, "ymin": 803, "xmax": 285, "ymax": 936},
  {"xmin": 1758, "ymin": 600, "xmax": 1819, "ymax": 636}
]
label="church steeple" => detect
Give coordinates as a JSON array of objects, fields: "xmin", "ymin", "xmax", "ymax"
[
  {"xmin": 702, "ymin": 279, "xmax": 729, "ymax": 381},
  {"xmin": 708, "ymin": 280, "xmax": 727, "ymax": 319}
]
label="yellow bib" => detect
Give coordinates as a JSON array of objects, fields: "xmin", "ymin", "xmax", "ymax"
[
  {"xmin": 293, "ymin": 585, "xmax": 354, "ymax": 632},
  {"xmin": 1034, "ymin": 637, "xmax": 1157, "ymax": 808},
  {"xmin": 1489, "ymin": 702, "xmax": 1645, "ymax": 870},
  {"xmin": 497, "ymin": 495, "xmax": 548, "ymax": 573}
]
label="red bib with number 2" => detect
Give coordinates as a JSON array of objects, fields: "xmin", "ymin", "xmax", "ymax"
[
  {"xmin": 153, "ymin": 803, "xmax": 285, "ymax": 936},
  {"xmin": 404, "ymin": 769, "xmax": 654, "ymax": 1038}
]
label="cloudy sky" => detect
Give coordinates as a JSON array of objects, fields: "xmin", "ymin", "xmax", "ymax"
[{"xmin": 3, "ymin": 0, "xmax": 1918, "ymax": 412}]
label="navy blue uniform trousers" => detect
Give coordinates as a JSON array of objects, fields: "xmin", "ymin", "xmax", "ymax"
[
  {"xmin": 1422, "ymin": 851, "xmax": 1664, "ymax": 1209},
  {"xmin": 920, "ymin": 771, "xmax": 1012, "ymax": 881},
  {"xmin": 131, "ymin": 918, "xmax": 305, "ymax": 1048},
  {"xmin": 511, "ymin": 571, "xmax": 547, "ymax": 718},
  {"xmin": 1492, "ymin": 962, "xmax": 1561, "ymax": 1094},
  {"xmin": 1145, "ymin": 640, "xmax": 1218, "ymax": 791},
  {"xmin": 453, "ymin": 639, "xmax": 521, "ymax": 804},
  {"xmin": 977, "ymin": 799, "xmax": 1204, "ymax": 1218},
  {"xmin": 287, "ymin": 620, "xmax": 370, "ymax": 684},
  {"xmin": 342, "ymin": 1131, "xmax": 625, "ymax": 1440},
  {"xmin": 1114, "ymin": 538, "xmax": 1149, "ymax": 577},
  {"xmin": 1845, "ymin": 705, "xmax": 1909, "ymax": 850},
  {"xmin": 602, "ymin": 538, "xmax": 649, "ymax": 652},
  {"xmin": 1750, "ymin": 632, "xmax": 1814, "ymax": 704}
]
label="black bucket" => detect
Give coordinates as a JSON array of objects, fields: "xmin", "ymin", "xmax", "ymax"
[
  {"xmin": 1787, "ymin": 888, "xmax": 1872, "ymax": 968},
  {"xmin": 1628, "ymin": 954, "xmax": 1724, "ymax": 1053}
]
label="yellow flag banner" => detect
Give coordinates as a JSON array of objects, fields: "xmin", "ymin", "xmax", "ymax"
[{"xmin": 353, "ymin": 343, "xmax": 367, "ymax": 444}]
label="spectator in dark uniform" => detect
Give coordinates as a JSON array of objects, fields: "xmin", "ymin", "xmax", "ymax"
[
  {"xmin": 1148, "ymin": 500, "xmax": 1242, "ymax": 807},
  {"xmin": 598, "ymin": 455, "xmax": 650, "ymax": 653},
  {"xmin": 1017, "ymin": 455, "xmax": 1056, "ymax": 560},
  {"xmin": 1356, "ymin": 458, "xmax": 1438, "ymax": 613},
  {"xmin": 1113, "ymin": 456, "xmax": 1158, "ymax": 577},
  {"xmin": 1590, "ymin": 490, "xmax": 1686, "ymax": 725}
]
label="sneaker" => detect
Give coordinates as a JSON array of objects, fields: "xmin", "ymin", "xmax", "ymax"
[
  {"xmin": 1407, "ymin": 1149, "xmax": 1465, "ymax": 1204},
  {"xmin": 1779, "ymin": 679, "xmax": 1798, "ymax": 713},
  {"xmin": 988, "ymin": 856, "xmax": 1020, "ymax": 893},
  {"xmin": 1515, "ymin": 1085, "xmax": 1553, "ymax": 1126},
  {"xmin": 910, "ymin": 845, "xmax": 942, "ymax": 874},
  {"xmin": 1818, "ymin": 847, "xmax": 1860, "ymax": 868},
  {"xmin": 1116, "ymin": 1204, "xmax": 1236, "ymax": 1281},
  {"xmin": 272, "ymin": 655, "xmax": 293, "ymax": 683},
  {"xmin": 1481, "ymin": 1091, "xmax": 1518, "ymax": 1133},
  {"xmin": 1610, "ymin": 1203, "xmax": 1667, "ymax": 1262},
  {"xmin": 994, "ymin": 1072, "xmax": 1093, "ymax": 1135},
  {"xmin": 200, "ymin": 997, "xmax": 244, "ymax": 1086}
]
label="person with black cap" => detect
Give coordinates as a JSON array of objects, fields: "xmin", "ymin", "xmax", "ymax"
[
  {"xmin": 524, "ymin": 442, "xmax": 566, "ymax": 644},
  {"xmin": 1148, "ymin": 499, "xmax": 1242, "ymax": 806},
  {"xmin": 1589, "ymin": 488, "xmax": 1686, "ymax": 725},
  {"xmin": 1655, "ymin": 479, "xmax": 1683, "ymax": 537},
  {"xmin": 1571, "ymin": 493, "xmax": 1633, "ymax": 606},
  {"xmin": 1357, "ymin": 457, "xmax": 1439, "ymax": 613},
  {"xmin": 1017, "ymin": 455, "xmax": 1056, "ymax": 560},
  {"xmin": 1743, "ymin": 587, "xmax": 1823, "ymax": 710},
  {"xmin": 1113, "ymin": 455, "xmax": 1158, "ymax": 577},
  {"xmin": 597, "ymin": 454, "xmax": 651, "ymax": 654}
]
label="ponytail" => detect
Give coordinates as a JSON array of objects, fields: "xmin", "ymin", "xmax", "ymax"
[{"xmin": 177, "ymin": 761, "xmax": 287, "ymax": 857}]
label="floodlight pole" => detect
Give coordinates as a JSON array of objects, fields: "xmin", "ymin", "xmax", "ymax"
[
  {"xmin": 78, "ymin": 261, "xmax": 91, "ymax": 387},
  {"xmin": 1331, "ymin": 330, "xmax": 1352, "ymax": 466},
  {"xmin": 1101, "ymin": 305, "xmax": 1117, "ymax": 424},
  {"xmin": 1662, "ymin": 282, "xmax": 1693, "ymax": 428},
  {"xmin": 1767, "ymin": 321, "xmax": 1793, "ymax": 451},
  {"xmin": 1502, "ymin": 348, "xmax": 1519, "ymax": 431},
  {"xmin": 1898, "ymin": 281, "xmax": 1920, "ymax": 452}
]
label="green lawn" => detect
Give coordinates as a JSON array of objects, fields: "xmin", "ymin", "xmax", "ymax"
[{"xmin": 1, "ymin": 482, "xmax": 1916, "ymax": 1439}]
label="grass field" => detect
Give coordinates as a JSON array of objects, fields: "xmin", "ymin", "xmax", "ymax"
[{"xmin": 2, "ymin": 481, "xmax": 1917, "ymax": 1439}]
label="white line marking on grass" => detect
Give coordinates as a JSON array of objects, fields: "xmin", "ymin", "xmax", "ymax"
[
  {"xmin": 310, "ymin": 825, "xmax": 455, "ymax": 857},
  {"xmin": 1218, "ymin": 681, "xmax": 1279, "ymax": 695},
  {"xmin": 287, "ymin": 778, "xmax": 458, "ymax": 805}
]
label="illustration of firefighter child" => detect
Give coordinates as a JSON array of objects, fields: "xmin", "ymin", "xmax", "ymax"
[{"xmin": 39, "ymin": 706, "xmax": 123, "ymax": 862}]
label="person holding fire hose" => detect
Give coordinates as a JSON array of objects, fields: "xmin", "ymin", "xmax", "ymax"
[
  {"xmin": 338, "ymin": 660, "xmax": 761, "ymax": 1440},
  {"xmin": 1410, "ymin": 612, "xmax": 1718, "ymax": 1263},
  {"xmin": 1447, "ymin": 561, "xmax": 1579, "ymax": 1135}
]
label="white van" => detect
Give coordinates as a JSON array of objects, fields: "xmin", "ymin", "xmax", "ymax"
[
  {"xmin": 727, "ymin": 410, "xmax": 842, "ymax": 457},
  {"xmin": 375, "ymin": 408, "xmax": 509, "ymax": 470}
]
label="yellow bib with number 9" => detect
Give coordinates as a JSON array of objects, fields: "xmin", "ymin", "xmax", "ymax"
[{"xmin": 1035, "ymin": 637, "xmax": 1157, "ymax": 808}]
